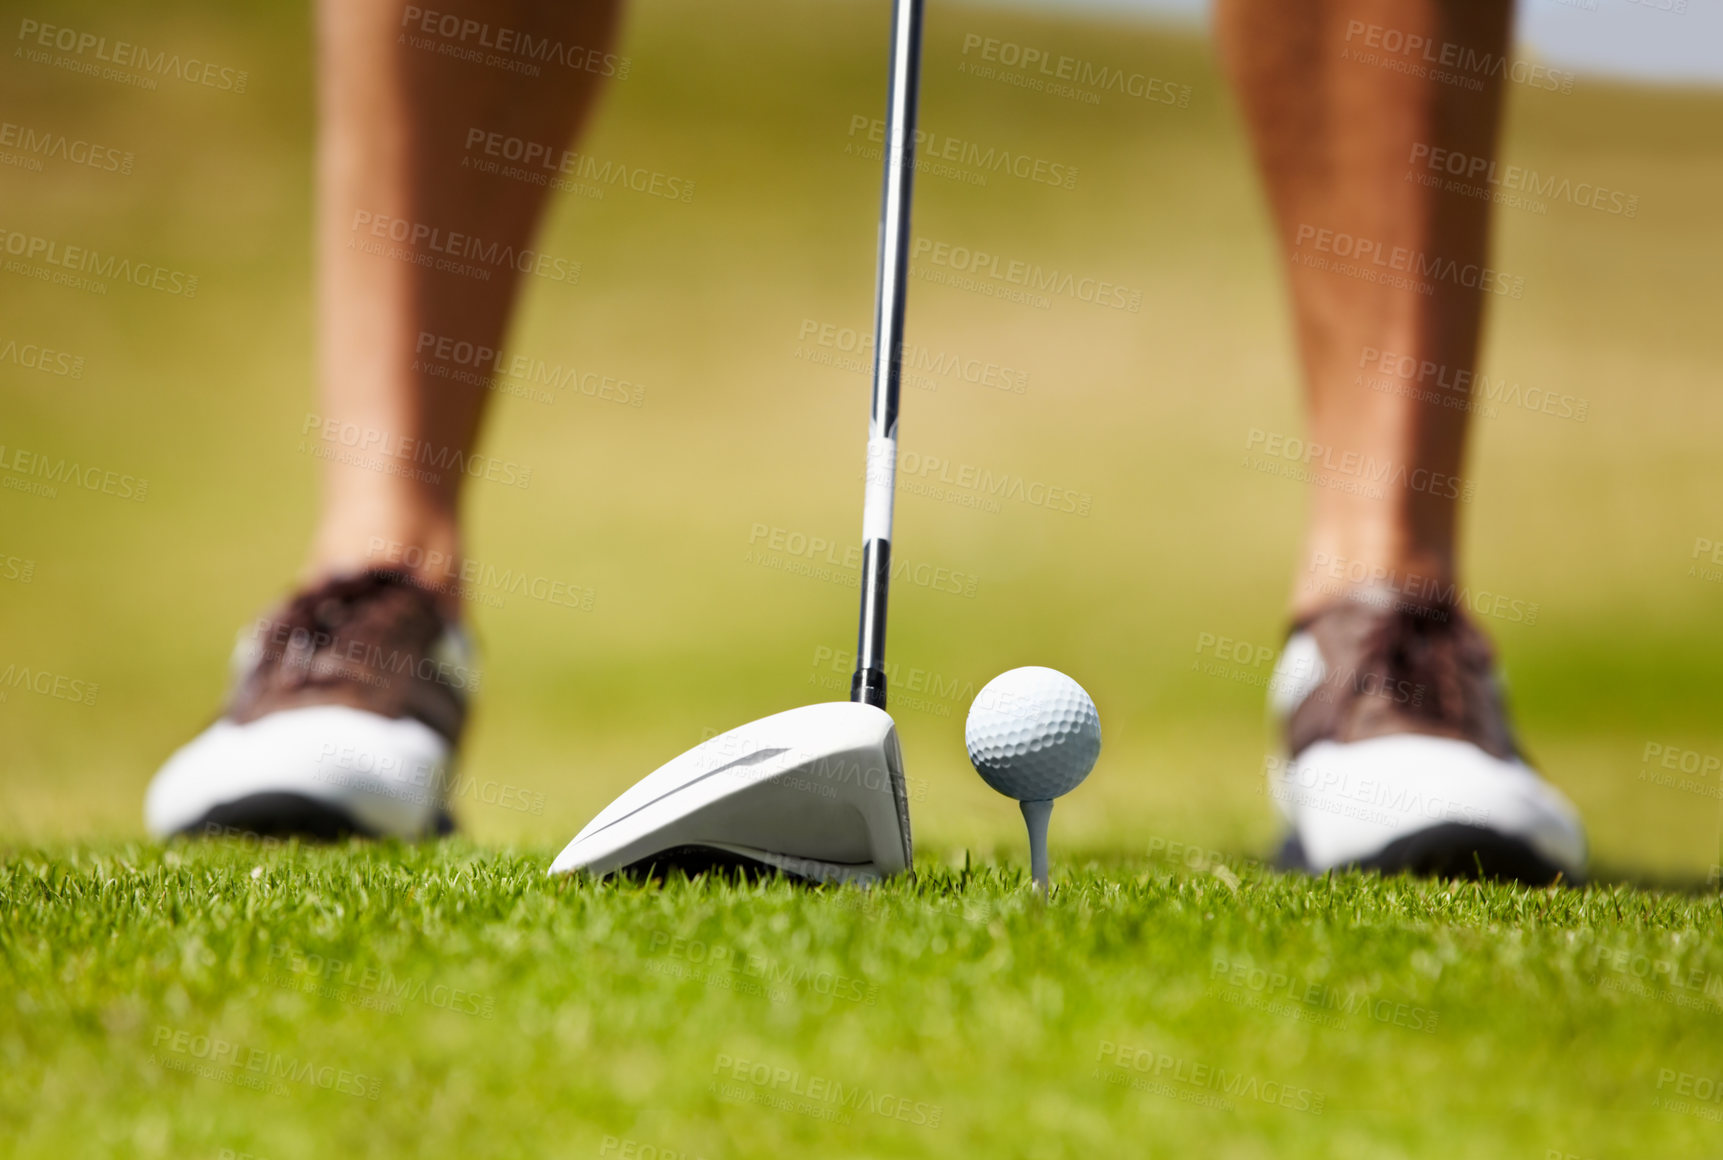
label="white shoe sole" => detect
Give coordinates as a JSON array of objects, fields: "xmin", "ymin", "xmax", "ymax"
[
  {"xmin": 146, "ymin": 705, "xmax": 454, "ymax": 839},
  {"xmin": 1270, "ymin": 735, "xmax": 1587, "ymax": 880}
]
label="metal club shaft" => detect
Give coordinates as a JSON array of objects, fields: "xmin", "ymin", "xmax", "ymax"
[{"xmin": 850, "ymin": 0, "xmax": 924, "ymax": 712}]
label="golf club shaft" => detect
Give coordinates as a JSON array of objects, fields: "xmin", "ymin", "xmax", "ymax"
[{"xmin": 851, "ymin": 0, "xmax": 924, "ymax": 711}]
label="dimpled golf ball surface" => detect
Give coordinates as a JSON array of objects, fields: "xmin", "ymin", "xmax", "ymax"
[{"xmin": 966, "ymin": 667, "xmax": 1101, "ymax": 801}]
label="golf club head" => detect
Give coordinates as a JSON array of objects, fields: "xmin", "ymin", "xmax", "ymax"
[{"xmin": 549, "ymin": 702, "xmax": 913, "ymax": 884}]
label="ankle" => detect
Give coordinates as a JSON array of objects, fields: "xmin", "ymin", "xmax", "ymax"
[
  {"xmin": 304, "ymin": 513, "xmax": 465, "ymax": 618},
  {"xmin": 1292, "ymin": 543, "xmax": 1455, "ymax": 619}
]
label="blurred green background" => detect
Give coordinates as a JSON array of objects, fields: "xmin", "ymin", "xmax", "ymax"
[{"xmin": 2, "ymin": 0, "xmax": 1721, "ymax": 879}]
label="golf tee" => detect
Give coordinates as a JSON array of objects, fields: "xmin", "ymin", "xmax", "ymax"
[{"xmin": 1020, "ymin": 798, "xmax": 1054, "ymax": 896}]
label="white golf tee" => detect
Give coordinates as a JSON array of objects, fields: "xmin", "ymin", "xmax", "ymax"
[{"xmin": 1020, "ymin": 798, "xmax": 1054, "ymax": 897}]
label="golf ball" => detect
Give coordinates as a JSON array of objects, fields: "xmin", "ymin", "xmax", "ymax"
[{"xmin": 965, "ymin": 666, "xmax": 1101, "ymax": 801}]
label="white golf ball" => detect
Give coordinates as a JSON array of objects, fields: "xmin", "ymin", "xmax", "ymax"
[{"xmin": 965, "ymin": 666, "xmax": 1101, "ymax": 801}]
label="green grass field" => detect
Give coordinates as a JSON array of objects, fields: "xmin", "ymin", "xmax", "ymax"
[
  {"xmin": 4, "ymin": 843, "xmax": 1723, "ymax": 1159},
  {"xmin": 4, "ymin": 0, "xmax": 1723, "ymax": 1153}
]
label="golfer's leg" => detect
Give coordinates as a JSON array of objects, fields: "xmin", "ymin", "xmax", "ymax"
[
  {"xmin": 144, "ymin": 0, "xmax": 622, "ymax": 840},
  {"xmin": 1215, "ymin": 0, "xmax": 1510, "ymax": 616},
  {"xmin": 1214, "ymin": 0, "xmax": 1586, "ymax": 882},
  {"xmin": 310, "ymin": 0, "xmax": 621, "ymax": 608}
]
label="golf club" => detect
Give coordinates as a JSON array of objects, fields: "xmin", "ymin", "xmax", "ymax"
[{"xmin": 549, "ymin": 0, "xmax": 927, "ymax": 883}]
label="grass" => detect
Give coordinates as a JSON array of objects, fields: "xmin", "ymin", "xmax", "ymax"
[{"xmin": 4, "ymin": 840, "xmax": 1722, "ymax": 1159}]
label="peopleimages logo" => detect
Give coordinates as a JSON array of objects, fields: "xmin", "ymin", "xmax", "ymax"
[
  {"xmin": 0, "ymin": 661, "xmax": 99, "ymax": 707},
  {"xmin": 1095, "ymin": 1041, "xmax": 1326, "ymax": 1114},
  {"xmin": 1265, "ymin": 754, "xmax": 1494, "ymax": 831},
  {"xmin": 710, "ymin": 1054, "xmax": 943, "ymax": 1128},
  {"xmin": 412, "ymin": 331, "xmax": 644, "ymax": 407},
  {"xmin": 793, "ymin": 318, "xmax": 1028, "ymax": 395},
  {"xmin": 150, "ymin": 1026, "xmax": 381, "ymax": 1100},
  {"xmin": 462, "ymin": 128, "xmax": 693, "ymax": 204},
  {"xmin": 1691, "ymin": 536, "xmax": 1723, "ymax": 585},
  {"xmin": 1244, "ymin": 427, "xmax": 1475, "ymax": 503},
  {"xmin": 0, "ymin": 552, "xmax": 36, "ymax": 584},
  {"xmin": 958, "ymin": 33, "xmax": 1192, "ymax": 107},
  {"xmin": 1356, "ymin": 346, "xmax": 1589, "ymax": 423},
  {"xmin": 648, "ymin": 930, "xmax": 878, "ymax": 1005},
  {"xmin": 1340, "ymin": 20, "xmax": 1575, "ymax": 94},
  {"xmin": 0, "ymin": 120, "xmax": 133, "ymax": 174},
  {"xmin": 349, "ymin": 211, "xmax": 580, "ymax": 285},
  {"xmin": 15, "ymin": 18, "xmax": 250, "ymax": 92},
  {"xmin": 1292, "ymin": 223, "xmax": 1523, "ymax": 298},
  {"xmin": 1652, "ymin": 1069, "xmax": 1723, "ymax": 1121},
  {"xmin": 846, "ymin": 114, "xmax": 1078, "ymax": 190},
  {"xmin": 0, "ymin": 334, "xmax": 84, "ymax": 378},
  {"xmin": 744, "ymin": 522, "xmax": 979, "ymax": 598},
  {"xmin": 300, "ymin": 413, "xmax": 532, "ymax": 490},
  {"xmin": 399, "ymin": 6, "xmax": 629, "ymax": 79},
  {"xmin": 1301, "ymin": 554, "xmax": 1541, "ymax": 626},
  {"xmin": 0, "ymin": 226, "xmax": 198, "ymax": 297},
  {"xmin": 894, "ymin": 450, "xmax": 1092, "ymax": 517},
  {"xmin": 267, "ymin": 943, "xmax": 496, "ymax": 1018},
  {"xmin": 912, "ymin": 235, "xmax": 1143, "ymax": 312},
  {"xmin": 1408, "ymin": 144, "xmax": 1638, "ymax": 217},
  {"xmin": 0, "ymin": 442, "xmax": 148, "ymax": 501},
  {"xmin": 809, "ymin": 645, "xmax": 974, "ymax": 718},
  {"xmin": 599, "ymin": 1137, "xmax": 708, "ymax": 1160},
  {"xmin": 1208, "ymin": 958, "xmax": 1441, "ymax": 1033}
]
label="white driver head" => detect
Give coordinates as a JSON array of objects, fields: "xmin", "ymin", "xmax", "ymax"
[{"xmin": 549, "ymin": 702, "xmax": 913, "ymax": 884}]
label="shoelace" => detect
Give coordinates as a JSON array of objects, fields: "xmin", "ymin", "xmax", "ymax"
[
  {"xmin": 1353, "ymin": 601, "xmax": 1490, "ymax": 728},
  {"xmin": 267, "ymin": 571, "xmax": 428, "ymax": 690}
]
